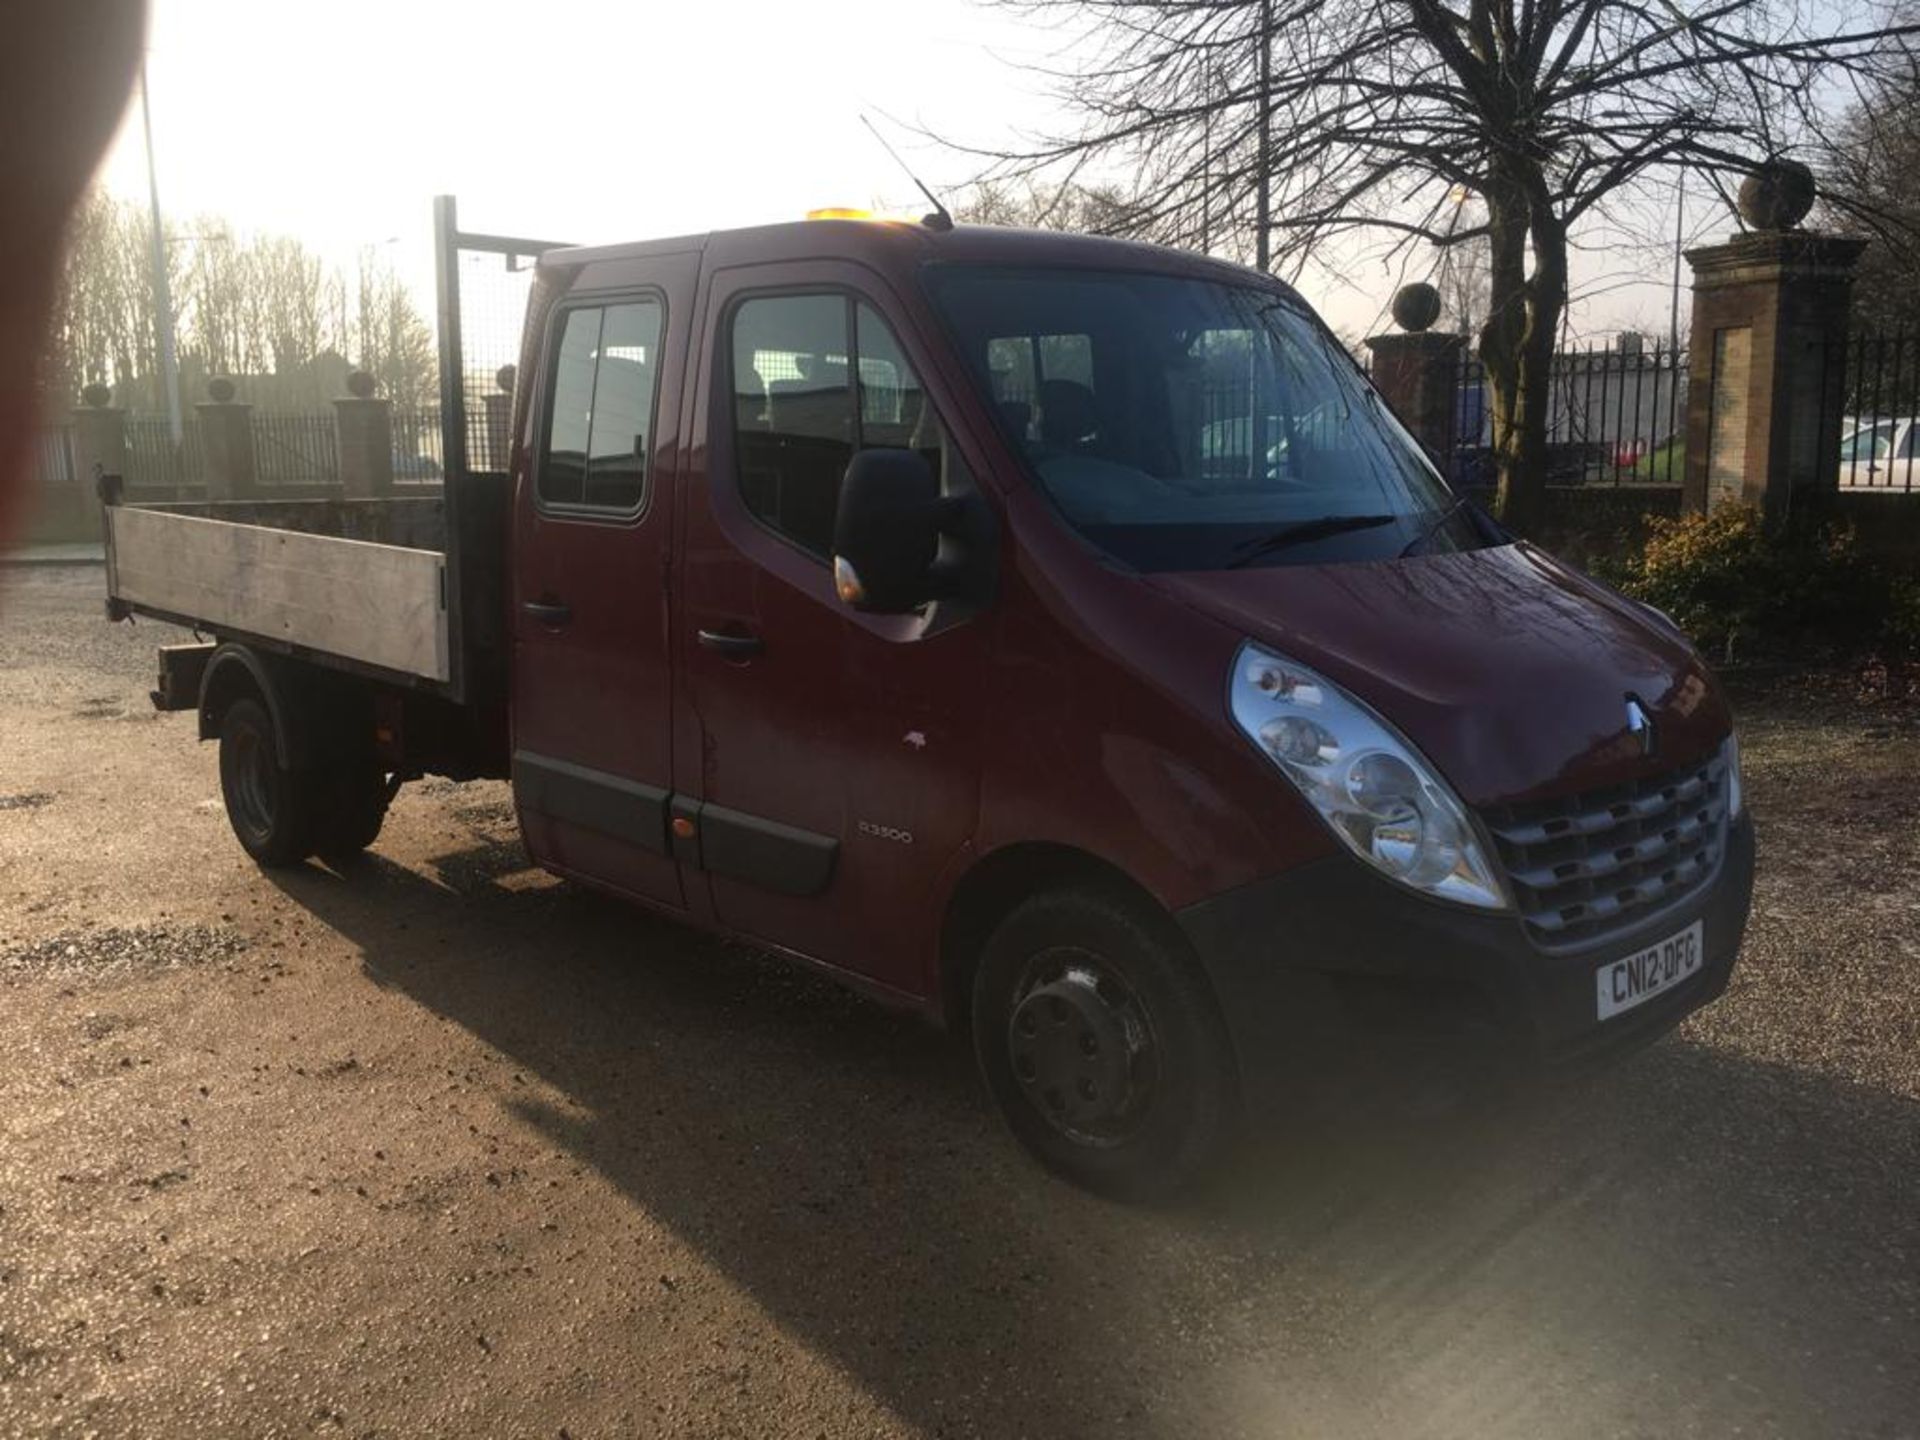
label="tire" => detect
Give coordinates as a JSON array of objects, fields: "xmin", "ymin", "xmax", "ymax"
[
  {"xmin": 314, "ymin": 759, "xmax": 390, "ymax": 861},
  {"xmin": 972, "ymin": 886, "xmax": 1238, "ymax": 1201},
  {"xmin": 217, "ymin": 697, "xmax": 317, "ymax": 868}
]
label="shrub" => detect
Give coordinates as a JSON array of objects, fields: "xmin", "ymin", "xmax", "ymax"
[
  {"xmin": 1612, "ymin": 504, "xmax": 1890, "ymax": 659},
  {"xmin": 1890, "ymin": 573, "xmax": 1920, "ymax": 649}
]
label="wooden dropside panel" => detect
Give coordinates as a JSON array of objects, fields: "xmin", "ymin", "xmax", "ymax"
[{"xmin": 107, "ymin": 507, "xmax": 450, "ymax": 682}]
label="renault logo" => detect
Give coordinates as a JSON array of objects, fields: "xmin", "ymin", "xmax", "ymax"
[{"xmin": 1625, "ymin": 697, "xmax": 1656, "ymax": 758}]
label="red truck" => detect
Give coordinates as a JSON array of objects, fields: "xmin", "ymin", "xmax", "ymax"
[{"xmin": 102, "ymin": 201, "xmax": 1754, "ymax": 1197}]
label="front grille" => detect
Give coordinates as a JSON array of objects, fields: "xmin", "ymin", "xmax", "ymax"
[{"xmin": 1482, "ymin": 751, "xmax": 1728, "ymax": 949}]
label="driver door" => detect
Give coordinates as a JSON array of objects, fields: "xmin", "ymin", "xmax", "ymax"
[{"xmin": 672, "ymin": 264, "xmax": 992, "ymax": 995}]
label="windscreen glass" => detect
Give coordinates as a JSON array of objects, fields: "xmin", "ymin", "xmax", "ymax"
[{"xmin": 924, "ymin": 265, "xmax": 1490, "ymax": 570}]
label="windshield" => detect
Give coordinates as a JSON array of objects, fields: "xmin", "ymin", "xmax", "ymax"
[{"xmin": 923, "ymin": 264, "xmax": 1488, "ymax": 570}]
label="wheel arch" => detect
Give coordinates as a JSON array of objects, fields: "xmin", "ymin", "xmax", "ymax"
[
  {"xmin": 937, "ymin": 841, "xmax": 1183, "ymax": 1034},
  {"xmin": 197, "ymin": 644, "xmax": 307, "ymax": 768}
]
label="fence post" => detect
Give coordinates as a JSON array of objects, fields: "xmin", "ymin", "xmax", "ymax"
[
  {"xmin": 481, "ymin": 364, "xmax": 516, "ymax": 473},
  {"xmin": 1682, "ymin": 163, "xmax": 1865, "ymax": 518},
  {"xmin": 1365, "ymin": 283, "xmax": 1466, "ymax": 469},
  {"xmin": 197, "ymin": 377, "xmax": 257, "ymax": 500},
  {"xmin": 334, "ymin": 370, "xmax": 394, "ymax": 498},
  {"xmin": 71, "ymin": 383, "xmax": 127, "ymax": 488}
]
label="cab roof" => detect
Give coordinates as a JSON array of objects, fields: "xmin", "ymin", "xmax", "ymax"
[{"xmin": 542, "ymin": 218, "xmax": 1287, "ymax": 293}]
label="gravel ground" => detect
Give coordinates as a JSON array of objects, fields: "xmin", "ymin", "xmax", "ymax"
[{"xmin": 1, "ymin": 564, "xmax": 1916, "ymax": 1440}]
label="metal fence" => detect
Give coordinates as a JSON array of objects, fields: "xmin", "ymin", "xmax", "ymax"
[
  {"xmin": 124, "ymin": 417, "xmax": 204, "ymax": 489},
  {"xmin": 1412, "ymin": 341, "xmax": 1689, "ymax": 489},
  {"xmin": 250, "ymin": 412, "xmax": 338, "ymax": 486},
  {"xmin": 33, "ymin": 408, "xmax": 451, "ymax": 492},
  {"xmin": 1828, "ymin": 328, "xmax": 1920, "ymax": 492},
  {"xmin": 29, "ymin": 427, "xmax": 73, "ymax": 487},
  {"xmin": 390, "ymin": 407, "xmax": 447, "ymax": 482}
]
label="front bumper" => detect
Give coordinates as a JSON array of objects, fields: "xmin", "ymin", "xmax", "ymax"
[{"xmin": 1176, "ymin": 814, "xmax": 1756, "ymax": 1102}]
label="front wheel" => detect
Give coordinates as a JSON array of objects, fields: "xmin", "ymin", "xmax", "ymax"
[{"xmin": 972, "ymin": 887, "xmax": 1238, "ymax": 1201}]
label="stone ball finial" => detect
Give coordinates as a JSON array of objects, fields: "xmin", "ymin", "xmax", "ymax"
[
  {"xmin": 1391, "ymin": 282, "xmax": 1443, "ymax": 334},
  {"xmin": 495, "ymin": 363, "xmax": 517, "ymax": 394},
  {"xmin": 346, "ymin": 369, "xmax": 377, "ymax": 399},
  {"xmin": 1738, "ymin": 158, "xmax": 1817, "ymax": 231},
  {"xmin": 207, "ymin": 376, "xmax": 236, "ymax": 403},
  {"xmin": 81, "ymin": 383, "xmax": 112, "ymax": 408}
]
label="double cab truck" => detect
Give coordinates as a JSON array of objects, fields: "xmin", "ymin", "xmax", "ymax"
[{"xmin": 101, "ymin": 204, "xmax": 1755, "ymax": 1197}]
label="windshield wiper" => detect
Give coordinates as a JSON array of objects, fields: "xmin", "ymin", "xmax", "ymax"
[
  {"xmin": 1225, "ymin": 513, "xmax": 1396, "ymax": 568},
  {"xmin": 1398, "ymin": 496, "xmax": 1472, "ymax": 558}
]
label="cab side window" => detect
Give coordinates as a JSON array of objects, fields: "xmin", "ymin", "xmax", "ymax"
[
  {"xmin": 540, "ymin": 298, "xmax": 663, "ymax": 512},
  {"xmin": 730, "ymin": 294, "xmax": 948, "ymax": 559},
  {"xmin": 732, "ymin": 296, "xmax": 852, "ymax": 556}
]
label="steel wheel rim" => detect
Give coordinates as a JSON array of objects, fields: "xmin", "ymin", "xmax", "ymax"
[
  {"xmin": 1006, "ymin": 945, "xmax": 1161, "ymax": 1148},
  {"xmin": 229, "ymin": 726, "xmax": 275, "ymax": 839}
]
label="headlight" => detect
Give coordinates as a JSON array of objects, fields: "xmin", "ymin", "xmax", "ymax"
[
  {"xmin": 1229, "ymin": 641, "xmax": 1508, "ymax": 910},
  {"xmin": 1724, "ymin": 733, "xmax": 1743, "ymax": 818}
]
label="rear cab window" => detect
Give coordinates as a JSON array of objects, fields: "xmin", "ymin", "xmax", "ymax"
[{"xmin": 540, "ymin": 298, "xmax": 665, "ymax": 514}]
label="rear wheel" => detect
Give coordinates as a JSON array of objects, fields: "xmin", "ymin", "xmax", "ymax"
[
  {"xmin": 972, "ymin": 887, "xmax": 1238, "ymax": 1201},
  {"xmin": 217, "ymin": 697, "xmax": 317, "ymax": 868},
  {"xmin": 315, "ymin": 758, "xmax": 391, "ymax": 861}
]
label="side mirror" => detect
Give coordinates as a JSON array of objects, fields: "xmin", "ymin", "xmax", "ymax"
[{"xmin": 832, "ymin": 448, "xmax": 946, "ymax": 614}]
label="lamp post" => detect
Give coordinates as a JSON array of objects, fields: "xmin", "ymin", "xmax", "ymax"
[
  {"xmin": 1255, "ymin": 0, "xmax": 1271, "ymax": 272},
  {"xmin": 1668, "ymin": 172, "xmax": 1685, "ymax": 357},
  {"xmin": 140, "ymin": 56, "xmax": 182, "ymax": 444}
]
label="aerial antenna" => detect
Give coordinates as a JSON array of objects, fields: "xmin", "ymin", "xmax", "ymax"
[{"xmin": 860, "ymin": 115, "xmax": 954, "ymax": 232}]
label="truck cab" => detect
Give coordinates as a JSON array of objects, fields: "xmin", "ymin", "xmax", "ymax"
[{"xmin": 108, "ymin": 214, "xmax": 1755, "ymax": 1198}]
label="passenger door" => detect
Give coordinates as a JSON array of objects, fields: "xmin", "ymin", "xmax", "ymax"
[
  {"xmin": 511, "ymin": 265, "xmax": 693, "ymax": 909},
  {"xmin": 674, "ymin": 266, "xmax": 991, "ymax": 996}
]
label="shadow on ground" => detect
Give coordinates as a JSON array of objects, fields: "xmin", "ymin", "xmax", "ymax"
[{"xmin": 267, "ymin": 833, "xmax": 1920, "ymax": 1438}]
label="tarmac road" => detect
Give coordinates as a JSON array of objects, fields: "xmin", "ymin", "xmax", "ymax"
[{"xmin": 2, "ymin": 564, "xmax": 1917, "ymax": 1439}]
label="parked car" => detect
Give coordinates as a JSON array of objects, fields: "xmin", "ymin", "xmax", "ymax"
[
  {"xmin": 99, "ymin": 213, "xmax": 1754, "ymax": 1198},
  {"xmin": 1839, "ymin": 417, "xmax": 1920, "ymax": 489}
]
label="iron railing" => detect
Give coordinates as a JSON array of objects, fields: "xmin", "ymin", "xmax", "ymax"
[
  {"xmin": 35, "ymin": 409, "xmax": 451, "ymax": 491},
  {"xmin": 1411, "ymin": 341, "xmax": 1689, "ymax": 489},
  {"xmin": 250, "ymin": 412, "xmax": 339, "ymax": 486},
  {"xmin": 29, "ymin": 427, "xmax": 73, "ymax": 487},
  {"xmin": 123, "ymin": 418, "xmax": 204, "ymax": 489},
  {"xmin": 389, "ymin": 407, "xmax": 447, "ymax": 482},
  {"xmin": 1828, "ymin": 328, "xmax": 1920, "ymax": 493}
]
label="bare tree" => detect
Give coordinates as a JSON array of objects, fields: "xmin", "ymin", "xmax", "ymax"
[
  {"xmin": 967, "ymin": 0, "xmax": 1918, "ymax": 525},
  {"xmin": 1818, "ymin": 5, "xmax": 1920, "ymax": 328},
  {"xmin": 42, "ymin": 196, "xmax": 437, "ymax": 413},
  {"xmin": 348, "ymin": 250, "xmax": 437, "ymax": 410},
  {"xmin": 43, "ymin": 193, "xmax": 176, "ymax": 409},
  {"xmin": 956, "ymin": 177, "xmax": 1140, "ymax": 233},
  {"xmin": 1434, "ymin": 194, "xmax": 1492, "ymax": 340}
]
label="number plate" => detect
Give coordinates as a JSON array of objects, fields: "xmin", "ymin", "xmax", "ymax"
[{"xmin": 1596, "ymin": 920, "xmax": 1703, "ymax": 1021}]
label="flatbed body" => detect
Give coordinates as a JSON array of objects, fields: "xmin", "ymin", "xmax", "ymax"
[{"xmin": 103, "ymin": 482, "xmax": 511, "ymax": 708}]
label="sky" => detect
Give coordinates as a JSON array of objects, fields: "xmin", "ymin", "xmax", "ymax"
[{"xmin": 92, "ymin": 0, "xmax": 1727, "ymax": 347}]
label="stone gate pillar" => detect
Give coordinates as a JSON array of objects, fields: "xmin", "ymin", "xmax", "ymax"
[
  {"xmin": 1683, "ymin": 162, "xmax": 1865, "ymax": 517},
  {"xmin": 335, "ymin": 369, "xmax": 395, "ymax": 498},
  {"xmin": 1365, "ymin": 283, "xmax": 1467, "ymax": 469},
  {"xmin": 198, "ymin": 377, "xmax": 258, "ymax": 500},
  {"xmin": 71, "ymin": 383, "xmax": 127, "ymax": 485}
]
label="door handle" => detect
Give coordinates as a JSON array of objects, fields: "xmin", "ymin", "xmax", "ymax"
[
  {"xmin": 522, "ymin": 599, "xmax": 573, "ymax": 627},
  {"xmin": 697, "ymin": 628, "xmax": 763, "ymax": 659}
]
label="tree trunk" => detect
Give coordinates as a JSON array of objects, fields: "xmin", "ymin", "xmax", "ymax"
[{"xmin": 1476, "ymin": 171, "xmax": 1564, "ymax": 533}]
